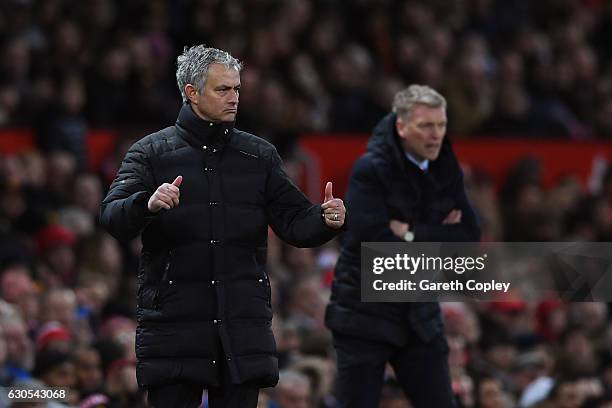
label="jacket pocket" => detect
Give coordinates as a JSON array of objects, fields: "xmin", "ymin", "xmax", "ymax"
[
  {"xmin": 137, "ymin": 285, "xmax": 159, "ymax": 310},
  {"xmin": 155, "ymin": 250, "xmax": 173, "ymax": 308},
  {"xmin": 161, "ymin": 249, "xmax": 173, "ymax": 282},
  {"xmin": 261, "ymin": 270, "xmax": 272, "ymax": 307},
  {"xmin": 138, "ymin": 252, "xmax": 160, "ymax": 310}
]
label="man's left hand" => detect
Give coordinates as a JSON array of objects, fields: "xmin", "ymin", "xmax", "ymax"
[{"xmin": 321, "ymin": 182, "xmax": 346, "ymax": 229}]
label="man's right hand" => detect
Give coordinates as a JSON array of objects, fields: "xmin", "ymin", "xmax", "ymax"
[
  {"xmin": 443, "ymin": 209, "xmax": 462, "ymax": 225},
  {"xmin": 389, "ymin": 219, "xmax": 409, "ymax": 238},
  {"xmin": 147, "ymin": 176, "xmax": 183, "ymax": 213}
]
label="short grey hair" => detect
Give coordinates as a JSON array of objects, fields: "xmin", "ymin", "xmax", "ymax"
[
  {"xmin": 392, "ymin": 84, "xmax": 447, "ymax": 120},
  {"xmin": 176, "ymin": 45, "xmax": 242, "ymax": 103},
  {"xmin": 277, "ymin": 369, "xmax": 310, "ymax": 390}
]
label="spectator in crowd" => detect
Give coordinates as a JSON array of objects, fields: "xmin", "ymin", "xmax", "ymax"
[
  {"xmin": 74, "ymin": 345, "xmax": 104, "ymax": 398},
  {"xmin": 39, "ymin": 288, "xmax": 77, "ymax": 335},
  {"xmin": 0, "ymin": 262, "xmax": 39, "ymax": 328},
  {"xmin": 539, "ymin": 377, "xmax": 584, "ymax": 408},
  {"xmin": 474, "ymin": 375, "xmax": 511, "ymax": 408},
  {"xmin": 273, "ymin": 369, "xmax": 312, "ymax": 408},
  {"xmin": 3, "ymin": 0, "xmax": 612, "ymax": 138},
  {"xmin": 555, "ymin": 326, "xmax": 598, "ymax": 379},
  {"xmin": 104, "ymin": 359, "xmax": 146, "ymax": 407},
  {"xmin": 1, "ymin": 313, "xmax": 35, "ymax": 381},
  {"xmin": 32, "ymin": 348, "xmax": 78, "ymax": 405},
  {"xmin": 35, "ymin": 321, "xmax": 72, "ymax": 353},
  {"xmin": 286, "ymin": 276, "xmax": 329, "ymax": 331},
  {"xmin": 290, "ymin": 355, "xmax": 336, "ymax": 408}
]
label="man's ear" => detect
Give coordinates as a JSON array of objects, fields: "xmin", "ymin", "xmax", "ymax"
[
  {"xmin": 396, "ymin": 117, "xmax": 407, "ymax": 139},
  {"xmin": 185, "ymin": 84, "xmax": 198, "ymax": 105}
]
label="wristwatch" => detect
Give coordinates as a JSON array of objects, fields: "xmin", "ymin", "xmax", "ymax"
[{"xmin": 403, "ymin": 230, "xmax": 414, "ymax": 242}]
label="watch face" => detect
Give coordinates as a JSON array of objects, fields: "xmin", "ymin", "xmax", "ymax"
[{"xmin": 404, "ymin": 231, "xmax": 414, "ymax": 242}]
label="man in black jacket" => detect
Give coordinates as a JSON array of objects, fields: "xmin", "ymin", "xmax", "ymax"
[
  {"xmin": 99, "ymin": 46, "xmax": 346, "ymax": 408},
  {"xmin": 325, "ymin": 85, "xmax": 480, "ymax": 407}
]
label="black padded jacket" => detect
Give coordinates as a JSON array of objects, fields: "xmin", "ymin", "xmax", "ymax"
[
  {"xmin": 100, "ymin": 104, "xmax": 340, "ymax": 388},
  {"xmin": 325, "ymin": 112, "xmax": 480, "ymax": 346}
]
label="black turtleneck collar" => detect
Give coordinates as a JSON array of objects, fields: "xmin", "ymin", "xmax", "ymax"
[{"xmin": 175, "ymin": 103, "xmax": 235, "ymax": 148}]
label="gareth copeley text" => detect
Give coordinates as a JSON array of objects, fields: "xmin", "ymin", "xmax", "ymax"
[{"xmin": 372, "ymin": 279, "xmax": 511, "ymax": 293}]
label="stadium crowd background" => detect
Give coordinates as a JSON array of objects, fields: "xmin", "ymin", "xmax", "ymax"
[{"xmin": 2, "ymin": 0, "xmax": 612, "ymax": 407}]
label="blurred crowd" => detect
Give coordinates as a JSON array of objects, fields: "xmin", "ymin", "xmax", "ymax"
[
  {"xmin": 3, "ymin": 0, "xmax": 612, "ymax": 407},
  {"xmin": 3, "ymin": 0, "xmax": 612, "ymax": 146},
  {"xmin": 1, "ymin": 127, "xmax": 612, "ymax": 408}
]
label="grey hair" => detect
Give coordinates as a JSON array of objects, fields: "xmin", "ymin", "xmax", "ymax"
[
  {"xmin": 277, "ymin": 369, "xmax": 310, "ymax": 390},
  {"xmin": 176, "ymin": 45, "xmax": 242, "ymax": 103},
  {"xmin": 392, "ymin": 84, "xmax": 447, "ymax": 120}
]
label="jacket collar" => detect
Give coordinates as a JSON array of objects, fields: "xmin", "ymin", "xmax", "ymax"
[
  {"xmin": 368, "ymin": 112, "xmax": 459, "ymax": 184},
  {"xmin": 368, "ymin": 113, "xmax": 415, "ymax": 175},
  {"xmin": 175, "ymin": 103, "xmax": 234, "ymax": 148}
]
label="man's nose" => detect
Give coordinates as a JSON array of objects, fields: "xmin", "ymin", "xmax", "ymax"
[{"xmin": 228, "ymin": 90, "xmax": 239, "ymax": 104}]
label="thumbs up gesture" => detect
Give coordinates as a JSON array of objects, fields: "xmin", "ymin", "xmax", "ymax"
[
  {"xmin": 147, "ymin": 175, "xmax": 183, "ymax": 213},
  {"xmin": 321, "ymin": 181, "xmax": 346, "ymax": 229}
]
